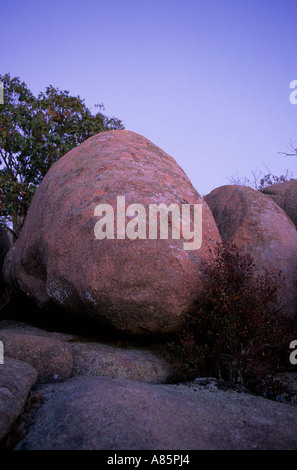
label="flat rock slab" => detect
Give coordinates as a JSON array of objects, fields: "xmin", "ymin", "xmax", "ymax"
[
  {"xmin": 70, "ymin": 342, "xmax": 174, "ymax": 383},
  {"xmin": 0, "ymin": 320, "xmax": 175, "ymax": 384},
  {"xmin": 16, "ymin": 376, "xmax": 297, "ymax": 450},
  {"xmin": 0, "ymin": 357, "xmax": 37, "ymax": 442}
]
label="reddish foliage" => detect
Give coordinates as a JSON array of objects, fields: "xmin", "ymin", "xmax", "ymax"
[{"xmin": 165, "ymin": 242, "xmax": 295, "ymax": 396}]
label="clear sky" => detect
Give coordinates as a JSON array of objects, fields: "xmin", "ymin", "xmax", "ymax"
[{"xmin": 2, "ymin": 0, "xmax": 297, "ymax": 196}]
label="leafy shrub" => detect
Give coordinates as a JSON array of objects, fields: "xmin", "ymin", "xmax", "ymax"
[{"xmin": 165, "ymin": 242, "xmax": 295, "ymax": 396}]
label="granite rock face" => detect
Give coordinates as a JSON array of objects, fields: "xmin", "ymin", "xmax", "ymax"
[
  {"xmin": 0, "ymin": 329, "xmax": 73, "ymax": 383},
  {"xmin": 0, "ymin": 320, "xmax": 175, "ymax": 385},
  {"xmin": 204, "ymin": 185, "xmax": 297, "ymax": 321},
  {"xmin": 7, "ymin": 130, "xmax": 221, "ymax": 336},
  {"xmin": 0, "ymin": 357, "xmax": 37, "ymax": 442},
  {"xmin": 15, "ymin": 375, "xmax": 297, "ymax": 450},
  {"xmin": 1, "ymin": 320, "xmax": 297, "ymax": 450},
  {"xmin": 261, "ymin": 179, "xmax": 297, "ymax": 228}
]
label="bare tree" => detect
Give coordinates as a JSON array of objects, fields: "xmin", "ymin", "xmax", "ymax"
[
  {"xmin": 279, "ymin": 139, "xmax": 297, "ymax": 157},
  {"xmin": 227, "ymin": 164, "xmax": 294, "ymax": 190}
]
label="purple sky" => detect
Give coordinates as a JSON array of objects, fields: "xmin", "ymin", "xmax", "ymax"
[{"xmin": 2, "ymin": 0, "xmax": 297, "ymax": 196}]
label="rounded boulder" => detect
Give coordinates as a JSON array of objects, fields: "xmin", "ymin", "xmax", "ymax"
[
  {"xmin": 8, "ymin": 130, "xmax": 221, "ymax": 336},
  {"xmin": 261, "ymin": 179, "xmax": 297, "ymax": 228},
  {"xmin": 204, "ymin": 184, "xmax": 297, "ymax": 321}
]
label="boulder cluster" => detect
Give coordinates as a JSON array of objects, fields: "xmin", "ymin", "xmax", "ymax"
[{"xmin": 1, "ymin": 130, "xmax": 297, "ymax": 450}]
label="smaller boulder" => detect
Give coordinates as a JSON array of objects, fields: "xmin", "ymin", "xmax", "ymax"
[
  {"xmin": 0, "ymin": 357, "xmax": 37, "ymax": 442},
  {"xmin": 261, "ymin": 179, "xmax": 297, "ymax": 228},
  {"xmin": 204, "ymin": 185, "xmax": 297, "ymax": 321},
  {"xmin": 0, "ymin": 320, "xmax": 175, "ymax": 384},
  {"xmin": 0, "ymin": 330, "xmax": 73, "ymax": 383}
]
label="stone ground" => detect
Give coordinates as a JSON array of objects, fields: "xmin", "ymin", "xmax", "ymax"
[{"xmin": 1, "ymin": 320, "xmax": 297, "ymax": 450}]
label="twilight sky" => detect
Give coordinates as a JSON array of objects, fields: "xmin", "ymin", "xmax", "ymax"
[{"xmin": 2, "ymin": 0, "xmax": 297, "ymax": 196}]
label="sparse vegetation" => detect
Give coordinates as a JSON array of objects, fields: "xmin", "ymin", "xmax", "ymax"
[
  {"xmin": 165, "ymin": 242, "xmax": 295, "ymax": 397},
  {"xmin": 227, "ymin": 165, "xmax": 294, "ymax": 190}
]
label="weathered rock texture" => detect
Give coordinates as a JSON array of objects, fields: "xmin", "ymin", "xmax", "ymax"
[
  {"xmin": 15, "ymin": 376, "xmax": 297, "ymax": 450},
  {"xmin": 1, "ymin": 320, "xmax": 297, "ymax": 450},
  {"xmin": 7, "ymin": 130, "xmax": 221, "ymax": 336},
  {"xmin": 0, "ymin": 329, "xmax": 73, "ymax": 383},
  {"xmin": 0, "ymin": 320, "xmax": 175, "ymax": 384},
  {"xmin": 204, "ymin": 185, "xmax": 297, "ymax": 320},
  {"xmin": 69, "ymin": 342, "xmax": 174, "ymax": 383},
  {"xmin": 0, "ymin": 357, "xmax": 37, "ymax": 442},
  {"xmin": 261, "ymin": 179, "xmax": 297, "ymax": 228}
]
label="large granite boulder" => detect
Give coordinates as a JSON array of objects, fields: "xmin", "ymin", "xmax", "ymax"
[
  {"xmin": 7, "ymin": 130, "xmax": 221, "ymax": 336},
  {"xmin": 261, "ymin": 179, "xmax": 297, "ymax": 228},
  {"xmin": 204, "ymin": 185, "xmax": 297, "ymax": 322}
]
